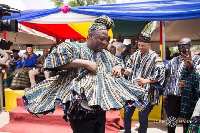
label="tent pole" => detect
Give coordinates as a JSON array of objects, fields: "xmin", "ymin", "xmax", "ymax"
[
  {"xmin": 159, "ymin": 21, "xmax": 163, "ymax": 59},
  {"xmin": 162, "ymin": 22, "xmax": 166, "ymax": 60},
  {"xmin": 160, "ymin": 21, "xmax": 166, "ymax": 60}
]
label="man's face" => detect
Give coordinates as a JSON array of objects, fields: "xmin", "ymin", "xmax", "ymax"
[
  {"xmin": 178, "ymin": 43, "xmax": 191, "ymax": 54},
  {"xmin": 116, "ymin": 35, "xmax": 121, "ymax": 42},
  {"xmin": 138, "ymin": 42, "xmax": 150, "ymax": 55},
  {"xmin": 43, "ymin": 49, "xmax": 49, "ymax": 57},
  {"xmin": 13, "ymin": 52, "xmax": 19, "ymax": 59},
  {"xmin": 130, "ymin": 48, "xmax": 136, "ymax": 55},
  {"xmin": 90, "ymin": 30, "xmax": 108, "ymax": 52}
]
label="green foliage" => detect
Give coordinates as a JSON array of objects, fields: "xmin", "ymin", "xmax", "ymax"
[
  {"xmin": 68, "ymin": 0, "xmax": 116, "ymax": 7},
  {"xmin": 169, "ymin": 47, "xmax": 178, "ymax": 57},
  {"xmin": 191, "ymin": 45, "xmax": 200, "ymax": 50},
  {"xmin": 51, "ymin": 0, "xmax": 64, "ymax": 7}
]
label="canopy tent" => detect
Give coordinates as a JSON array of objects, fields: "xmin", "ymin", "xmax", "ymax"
[
  {"xmin": 3, "ymin": 0, "xmax": 200, "ymax": 45},
  {"xmin": 151, "ymin": 18, "xmax": 200, "ymax": 50}
]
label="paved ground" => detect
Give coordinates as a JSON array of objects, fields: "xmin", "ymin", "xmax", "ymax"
[
  {"xmin": 0, "ymin": 110, "xmax": 183, "ymax": 133},
  {"xmin": 0, "ymin": 110, "xmax": 10, "ymax": 133}
]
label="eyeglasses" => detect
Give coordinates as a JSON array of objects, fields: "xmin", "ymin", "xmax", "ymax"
[
  {"xmin": 178, "ymin": 44, "xmax": 190, "ymax": 47},
  {"xmin": 138, "ymin": 35, "xmax": 151, "ymax": 43}
]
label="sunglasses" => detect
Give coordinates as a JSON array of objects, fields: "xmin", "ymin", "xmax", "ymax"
[
  {"xmin": 178, "ymin": 44, "xmax": 190, "ymax": 47},
  {"xmin": 138, "ymin": 35, "xmax": 151, "ymax": 43}
]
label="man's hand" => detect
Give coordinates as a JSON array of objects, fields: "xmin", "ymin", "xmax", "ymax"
[
  {"xmin": 181, "ymin": 49, "xmax": 193, "ymax": 71},
  {"xmin": 124, "ymin": 69, "xmax": 132, "ymax": 76},
  {"xmin": 135, "ymin": 77, "xmax": 150, "ymax": 85},
  {"xmin": 111, "ymin": 66, "xmax": 123, "ymax": 77},
  {"xmin": 83, "ymin": 60, "xmax": 98, "ymax": 74}
]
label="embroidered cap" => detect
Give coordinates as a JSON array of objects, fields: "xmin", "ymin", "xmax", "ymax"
[{"xmin": 88, "ymin": 15, "xmax": 115, "ymax": 33}]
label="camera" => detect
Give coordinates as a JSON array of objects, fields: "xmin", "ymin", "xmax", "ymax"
[
  {"xmin": 0, "ymin": 4, "xmax": 20, "ymax": 50},
  {"xmin": 0, "ymin": 4, "xmax": 20, "ymax": 32}
]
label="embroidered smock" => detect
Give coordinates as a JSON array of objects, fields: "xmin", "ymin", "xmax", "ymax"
[{"xmin": 23, "ymin": 42, "xmax": 146, "ymax": 118}]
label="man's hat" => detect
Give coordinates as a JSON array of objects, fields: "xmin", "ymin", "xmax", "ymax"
[
  {"xmin": 12, "ymin": 49, "xmax": 20, "ymax": 53},
  {"xmin": 178, "ymin": 38, "xmax": 191, "ymax": 45},
  {"xmin": 26, "ymin": 44, "xmax": 34, "ymax": 47},
  {"xmin": 88, "ymin": 15, "xmax": 115, "ymax": 33},
  {"xmin": 138, "ymin": 35, "xmax": 151, "ymax": 43}
]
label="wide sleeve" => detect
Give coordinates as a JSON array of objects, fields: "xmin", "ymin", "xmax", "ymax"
[
  {"xmin": 150, "ymin": 55, "xmax": 165, "ymax": 86},
  {"xmin": 44, "ymin": 43, "xmax": 74, "ymax": 69}
]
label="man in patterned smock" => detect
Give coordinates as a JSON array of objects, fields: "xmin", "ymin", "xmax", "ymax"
[
  {"xmin": 23, "ymin": 15, "xmax": 146, "ymax": 133},
  {"xmin": 124, "ymin": 35, "xmax": 165, "ymax": 133},
  {"xmin": 164, "ymin": 38, "xmax": 200, "ymax": 133}
]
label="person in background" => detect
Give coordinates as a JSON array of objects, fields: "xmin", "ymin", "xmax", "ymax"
[
  {"xmin": 10, "ymin": 44, "xmax": 37, "ymax": 90},
  {"xmin": 163, "ymin": 38, "xmax": 200, "ymax": 133},
  {"xmin": 6, "ymin": 49, "xmax": 20, "ymax": 87},
  {"xmin": 23, "ymin": 15, "xmax": 147, "ymax": 133},
  {"xmin": 50, "ymin": 36, "xmax": 61, "ymax": 53},
  {"xmin": 107, "ymin": 34, "xmax": 125, "ymax": 58},
  {"xmin": 123, "ymin": 45, "xmax": 137, "ymax": 63},
  {"xmin": 124, "ymin": 35, "xmax": 165, "ymax": 133},
  {"xmin": 109, "ymin": 46, "xmax": 116, "ymax": 56},
  {"xmin": 187, "ymin": 64, "xmax": 200, "ymax": 133},
  {"xmin": 166, "ymin": 46, "xmax": 172, "ymax": 60},
  {"xmin": 29, "ymin": 48, "xmax": 50, "ymax": 87}
]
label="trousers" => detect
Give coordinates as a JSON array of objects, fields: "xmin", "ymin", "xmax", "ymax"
[
  {"xmin": 124, "ymin": 102, "xmax": 154, "ymax": 133},
  {"xmin": 69, "ymin": 111, "xmax": 106, "ymax": 133},
  {"xmin": 29, "ymin": 69, "xmax": 50, "ymax": 86}
]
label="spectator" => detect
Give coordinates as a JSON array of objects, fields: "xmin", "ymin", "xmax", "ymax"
[
  {"xmin": 107, "ymin": 34, "xmax": 125, "ymax": 58},
  {"xmin": 50, "ymin": 36, "xmax": 61, "ymax": 53},
  {"xmin": 109, "ymin": 46, "xmax": 116, "ymax": 56},
  {"xmin": 10, "ymin": 44, "xmax": 37, "ymax": 90},
  {"xmin": 6, "ymin": 49, "xmax": 20, "ymax": 87},
  {"xmin": 163, "ymin": 38, "xmax": 200, "ymax": 133},
  {"xmin": 29, "ymin": 48, "xmax": 50, "ymax": 87}
]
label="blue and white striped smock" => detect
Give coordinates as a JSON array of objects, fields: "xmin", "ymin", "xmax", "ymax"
[{"xmin": 23, "ymin": 42, "xmax": 146, "ymax": 117}]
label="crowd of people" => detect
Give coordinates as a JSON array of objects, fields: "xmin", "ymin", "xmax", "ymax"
[{"xmin": 0, "ymin": 15, "xmax": 200, "ymax": 133}]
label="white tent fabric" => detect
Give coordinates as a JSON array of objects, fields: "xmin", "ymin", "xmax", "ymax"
[
  {"xmin": 151, "ymin": 18, "xmax": 200, "ymax": 50},
  {"xmin": 28, "ymin": 12, "xmax": 97, "ymax": 24}
]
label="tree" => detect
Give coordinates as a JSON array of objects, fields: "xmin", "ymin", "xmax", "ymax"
[
  {"xmin": 68, "ymin": 0, "xmax": 116, "ymax": 7},
  {"xmin": 51, "ymin": 0, "xmax": 64, "ymax": 7}
]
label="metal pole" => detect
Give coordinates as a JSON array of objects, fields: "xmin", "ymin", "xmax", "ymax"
[
  {"xmin": 159, "ymin": 21, "xmax": 163, "ymax": 59},
  {"xmin": 0, "ymin": 73, "xmax": 3, "ymax": 113},
  {"xmin": 162, "ymin": 21, "xmax": 166, "ymax": 60}
]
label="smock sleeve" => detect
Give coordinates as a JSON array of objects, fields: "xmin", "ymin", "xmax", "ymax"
[{"xmin": 44, "ymin": 43, "xmax": 74, "ymax": 69}]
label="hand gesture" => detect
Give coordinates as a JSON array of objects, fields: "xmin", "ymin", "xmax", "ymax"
[
  {"xmin": 111, "ymin": 66, "xmax": 123, "ymax": 77},
  {"xmin": 22, "ymin": 54, "xmax": 27, "ymax": 59},
  {"xmin": 181, "ymin": 49, "xmax": 193, "ymax": 69}
]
